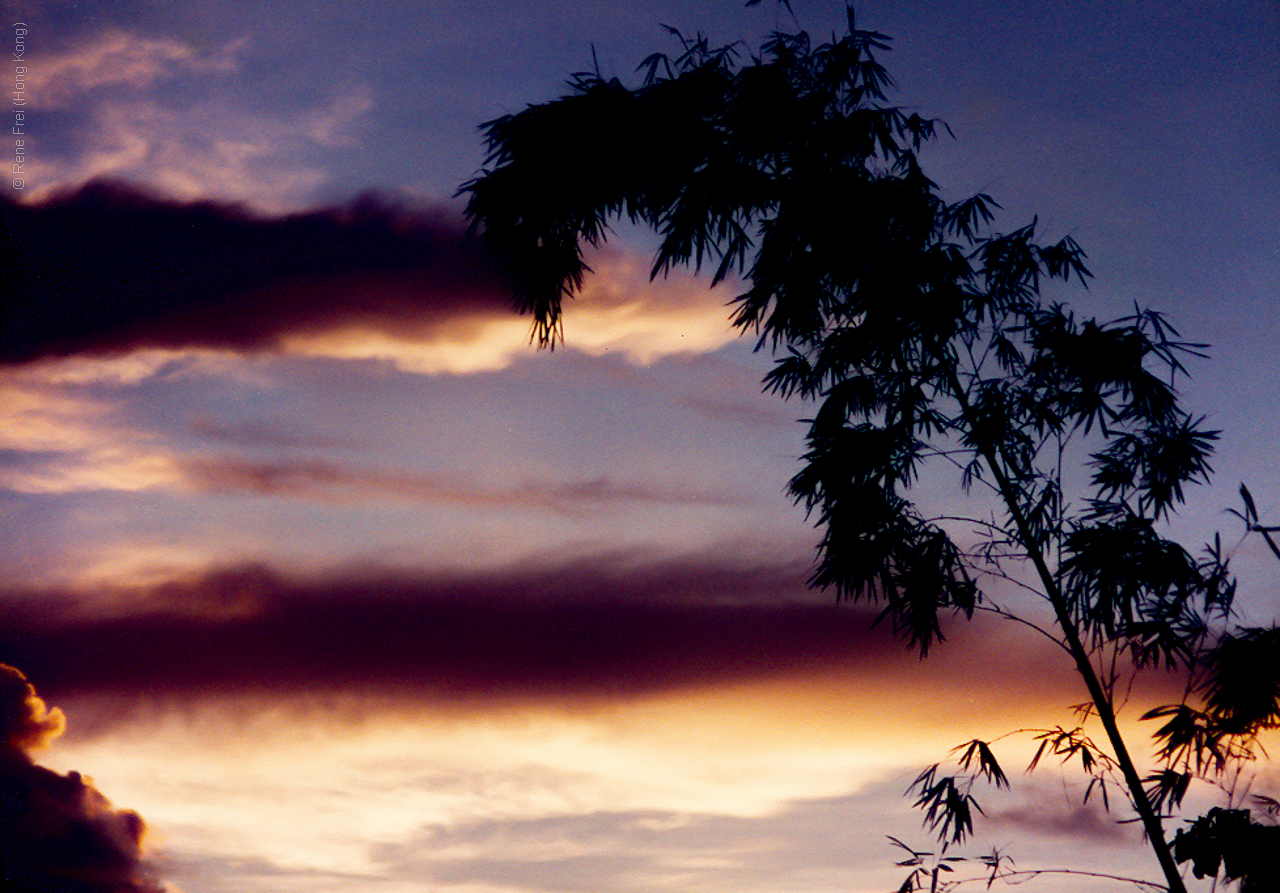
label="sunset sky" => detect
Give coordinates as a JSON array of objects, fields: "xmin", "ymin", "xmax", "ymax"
[{"xmin": 1, "ymin": 1, "xmax": 1278, "ymax": 892}]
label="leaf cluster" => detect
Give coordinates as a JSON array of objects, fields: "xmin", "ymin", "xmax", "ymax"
[
  {"xmin": 1138, "ymin": 625, "xmax": 1280, "ymax": 821},
  {"xmin": 462, "ymin": 5, "xmax": 1227, "ymax": 666},
  {"xmin": 462, "ymin": 8, "xmax": 941, "ymax": 342},
  {"xmin": 907, "ymin": 740, "xmax": 1010, "ymax": 846},
  {"xmin": 1172, "ymin": 807, "xmax": 1280, "ymax": 889}
]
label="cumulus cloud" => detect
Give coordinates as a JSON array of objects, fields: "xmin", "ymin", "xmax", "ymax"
[
  {"xmin": 0, "ymin": 662, "xmax": 66, "ymax": 751},
  {"xmin": 0, "ymin": 664, "xmax": 167, "ymax": 893}
]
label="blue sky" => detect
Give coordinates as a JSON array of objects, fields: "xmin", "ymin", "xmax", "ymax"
[{"xmin": 1, "ymin": 2, "xmax": 1278, "ymax": 891}]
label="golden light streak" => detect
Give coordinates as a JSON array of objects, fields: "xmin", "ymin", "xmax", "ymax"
[
  {"xmin": 45, "ymin": 672, "xmax": 928, "ymax": 879},
  {"xmin": 282, "ymin": 250, "xmax": 737, "ymax": 373}
]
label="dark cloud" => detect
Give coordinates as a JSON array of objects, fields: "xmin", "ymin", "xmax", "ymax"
[
  {"xmin": 0, "ymin": 558, "xmax": 923, "ymax": 707},
  {"xmin": 0, "ymin": 180, "xmax": 513, "ymax": 366},
  {"xmin": 0, "ymin": 550, "xmax": 1145, "ymax": 724},
  {"xmin": 685, "ymin": 394, "xmax": 793, "ymax": 429},
  {"xmin": 0, "ymin": 553, "xmax": 1125, "ymax": 732},
  {"xmin": 0, "ymin": 664, "xmax": 166, "ymax": 893},
  {"xmin": 985, "ymin": 797, "xmax": 1140, "ymax": 846}
]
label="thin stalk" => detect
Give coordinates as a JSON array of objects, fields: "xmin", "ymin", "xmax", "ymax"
[
  {"xmin": 945, "ymin": 367, "xmax": 1189, "ymax": 893},
  {"xmin": 1254, "ymin": 526, "xmax": 1280, "ymax": 563}
]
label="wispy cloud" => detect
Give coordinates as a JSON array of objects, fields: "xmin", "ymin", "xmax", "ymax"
[
  {"xmin": 0, "ymin": 427, "xmax": 745, "ymax": 509},
  {"xmin": 371, "ymin": 791, "xmax": 922, "ymax": 893},
  {"xmin": 187, "ymin": 416, "xmax": 362, "ymax": 451},
  {"xmin": 37, "ymin": 92, "xmax": 371, "ymax": 209},
  {"xmin": 0, "ymin": 446, "xmax": 183, "ymax": 494},
  {"xmin": 0, "ymin": 374, "xmax": 189, "ymax": 495},
  {"xmin": 21, "ymin": 29, "xmax": 368, "ymax": 208},
  {"xmin": 42, "ymin": 697, "xmax": 929, "ymax": 893},
  {"xmin": 180, "ymin": 456, "xmax": 746, "ymax": 512},
  {"xmin": 985, "ymin": 795, "xmax": 1141, "ymax": 846},
  {"xmin": 686, "ymin": 393, "xmax": 793, "ymax": 429},
  {"xmin": 24, "ymin": 30, "xmax": 244, "ymax": 108},
  {"xmin": 0, "ymin": 377, "xmax": 116, "ymax": 452}
]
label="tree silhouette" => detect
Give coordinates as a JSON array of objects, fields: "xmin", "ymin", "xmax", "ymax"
[{"xmin": 460, "ymin": 6, "xmax": 1276, "ymax": 890}]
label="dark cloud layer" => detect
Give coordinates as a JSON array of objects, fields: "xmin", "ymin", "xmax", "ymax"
[
  {"xmin": 1, "ymin": 664, "xmax": 165, "ymax": 893},
  {"xmin": 0, "ymin": 558, "xmax": 916, "ymax": 706},
  {"xmin": 0, "ymin": 180, "xmax": 513, "ymax": 365},
  {"xmin": 187, "ymin": 416, "xmax": 360, "ymax": 450},
  {"xmin": 180, "ymin": 455, "xmax": 745, "ymax": 511}
]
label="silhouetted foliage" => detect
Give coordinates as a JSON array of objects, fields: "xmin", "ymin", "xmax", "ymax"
[
  {"xmin": 460, "ymin": 5, "xmax": 1278, "ymax": 890},
  {"xmin": 1173, "ymin": 806, "xmax": 1280, "ymax": 892}
]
